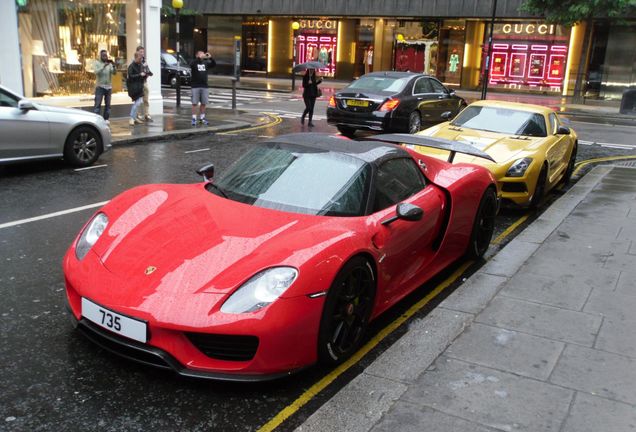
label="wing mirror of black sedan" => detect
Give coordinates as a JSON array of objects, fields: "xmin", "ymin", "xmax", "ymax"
[
  {"xmin": 196, "ymin": 163, "xmax": 215, "ymax": 181},
  {"xmin": 18, "ymin": 100, "xmax": 35, "ymax": 111},
  {"xmin": 556, "ymin": 125, "xmax": 571, "ymax": 135},
  {"xmin": 381, "ymin": 203, "xmax": 424, "ymax": 226},
  {"xmin": 441, "ymin": 111, "xmax": 453, "ymax": 120}
]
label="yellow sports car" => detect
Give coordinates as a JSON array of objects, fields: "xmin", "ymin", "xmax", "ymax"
[{"xmin": 408, "ymin": 100, "xmax": 577, "ymax": 207}]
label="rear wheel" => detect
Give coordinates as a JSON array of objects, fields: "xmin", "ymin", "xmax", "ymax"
[
  {"xmin": 337, "ymin": 126, "xmax": 356, "ymax": 138},
  {"xmin": 64, "ymin": 126, "xmax": 101, "ymax": 168},
  {"xmin": 559, "ymin": 143, "xmax": 578, "ymax": 187},
  {"xmin": 407, "ymin": 111, "xmax": 421, "ymax": 134},
  {"xmin": 529, "ymin": 164, "xmax": 548, "ymax": 208},
  {"xmin": 466, "ymin": 187, "xmax": 498, "ymax": 259},
  {"xmin": 317, "ymin": 257, "xmax": 375, "ymax": 365}
]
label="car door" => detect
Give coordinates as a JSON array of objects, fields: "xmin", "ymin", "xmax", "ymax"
[
  {"xmin": 546, "ymin": 113, "xmax": 571, "ymax": 184},
  {"xmin": 371, "ymin": 157, "xmax": 445, "ymax": 302},
  {"xmin": 0, "ymin": 88, "xmax": 52, "ymax": 162},
  {"xmin": 429, "ymin": 78, "xmax": 459, "ymax": 119}
]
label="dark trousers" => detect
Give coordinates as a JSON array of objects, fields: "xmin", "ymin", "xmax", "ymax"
[
  {"xmin": 94, "ymin": 86, "xmax": 112, "ymax": 120},
  {"xmin": 302, "ymin": 96, "xmax": 316, "ymax": 122}
]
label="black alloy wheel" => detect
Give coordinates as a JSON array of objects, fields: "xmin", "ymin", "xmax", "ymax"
[
  {"xmin": 559, "ymin": 143, "xmax": 578, "ymax": 187},
  {"xmin": 529, "ymin": 164, "xmax": 548, "ymax": 208},
  {"xmin": 466, "ymin": 187, "xmax": 498, "ymax": 259},
  {"xmin": 337, "ymin": 126, "xmax": 356, "ymax": 138},
  {"xmin": 170, "ymin": 75, "xmax": 178, "ymax": 87},
  {"xmin": 408, "ymin": 111, "xmax": 422, "ymax": 134},
  {"xmin": 64, "ymin": 126, "xmax": 101, "ymax": 167},
  {"xmin": 317, "ymin": 257, "xmax": 376, "ymax": 365}
]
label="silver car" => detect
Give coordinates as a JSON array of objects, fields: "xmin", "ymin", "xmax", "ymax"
[{"xmin": 0, "ymin": 85, "xmax": 112, "ymax": 167}]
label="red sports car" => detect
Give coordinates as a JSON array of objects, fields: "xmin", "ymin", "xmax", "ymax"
[{"xmin": 63, "ymin": 133, "xmax": 497, "ymax": 381}]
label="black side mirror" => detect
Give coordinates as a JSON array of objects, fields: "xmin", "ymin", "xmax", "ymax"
[
  {"xmin": 448, "ymin": 89, "xmax": 456, "ymax": 96},
  {"xmin": 556, "ymin": 125, "xmax": 571, "ymax": 135},
  {"xmin": 381, "ymin": 203, "xmax": 424, "ymax": 225},
  {"xmin": 196, "ymin": 163, "xmax": 215, "ymax": 181},
  {"xmin": 441, "ymin": 111, "xmax": 453, "ymax": 120}
]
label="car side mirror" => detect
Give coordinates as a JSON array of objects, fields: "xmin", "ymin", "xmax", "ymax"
[
  {"xmin": 381, "ymin": 203, "xmax": 424, "ymax": 225},
  {"xmin": 448, "ymin": 89, "xmax": 456, "ymax": 96},
  {"xmin": 556, "ymin": 125, "xmax": 570, "ymax": 135},
  {"xmin": 18, "ymin": 100, "xmax": 35, "ymax": 111},
  {"xmin": 441, "ymin": 111, "xmax": 453, "ymax": 120},
  {"xmin": 196, "ymin": 163, "xmax": 215, "ymax": 181}
]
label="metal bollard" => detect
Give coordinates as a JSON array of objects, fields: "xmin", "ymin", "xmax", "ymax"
[{"xmin": 231, "ymin": 78, "xmax": 237, "ymax": 110}]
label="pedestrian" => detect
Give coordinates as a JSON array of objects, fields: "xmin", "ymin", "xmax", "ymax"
[
  {"xmin": 127, "ymin": 51, "xmax": 146, "ymax": 126},
  {"xmin": 136, "ymin": 46, "xmax": 154, "ymax": 122},
  {"xmin": 301, "ymin": 68, "xmax": 322, "ymax": 127},
  {"xmin": 190, "ymin": 50, "xmax": 216, "ymax": 126},
  {"xmin": 93, "ymin": 50, "xmax": 116, "ymax": 124}
]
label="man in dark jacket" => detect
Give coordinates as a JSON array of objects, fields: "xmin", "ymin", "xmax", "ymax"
[
  {"xmin": 127, "ymin": 52, "xmax": 146, "ymax": 126},
  {"xmin": 190, "ymin": 50, "xmax": 216, "ymax": 126}
]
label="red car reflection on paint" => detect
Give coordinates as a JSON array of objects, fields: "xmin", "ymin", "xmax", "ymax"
[{"xmin": 63, "ymin": 133, "xmax": 497, "ymax": 381}]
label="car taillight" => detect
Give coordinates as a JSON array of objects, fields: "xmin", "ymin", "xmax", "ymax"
[
  {"xmin": 328, "ymin": 96, "xmax": 336, "ymax": 108},
  {"xmin": 379, "ymin": 99, "xmax": 400, "ymax": 112}
]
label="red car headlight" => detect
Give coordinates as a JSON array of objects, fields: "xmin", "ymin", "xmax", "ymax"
[
  {"xmin": 75, "ymin": 213, "xmax": 109, "ymax": 260},
  {"xmin": 221, "ymin": 267, "xmax": 298, "ymax": 314}
]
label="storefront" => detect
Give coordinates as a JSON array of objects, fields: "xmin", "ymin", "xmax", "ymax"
[
  {"xmin": 294, "ymin": 19, "xmax": 338, "ymax": 77},
  {"xmin": 483, "ymin": 21, "xmax": 571, "ymax": 93}
]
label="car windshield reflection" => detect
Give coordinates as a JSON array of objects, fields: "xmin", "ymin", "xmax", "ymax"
[
  {"xmin": 451, "ymin": 106, "xmax": 548, "ymax": 137},
  {"xmin": 207, "ymin": 144, "xmax": 371, "ymax": 216},
  {"xmin": 347, "ymin": 76, "xmax": 411, "ymax": 93}
]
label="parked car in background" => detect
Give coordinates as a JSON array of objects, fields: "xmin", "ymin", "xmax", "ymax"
[
  {"xmin": 411, "ymin": 100, "xmax": 578, "ymax": 207},
  {"xmin": 160, "ymin": 51, "xmax": 192, "ymax": 87},
  {"xmin": 0, "ymin": 85, "xmax": 111, "ymax": 168},
  {"xmin": 327, "ymin": 72, "xmax": 466, "ymax": 137}
]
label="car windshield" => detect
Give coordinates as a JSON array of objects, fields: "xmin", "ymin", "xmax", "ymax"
[
  {"xmin": 451, "ymin": 106, "xmax": 548, "ymax": 137},
  {"xmin": 347, "ymin": 76, "xmax": 411, "ymax": 93},
  {"xmin": 208, "ymin": 145, "xmax": 371, "ymax": 216},
  {"xmin": 162, "ymin": 53, "xmax": 188, "ymax": 67}
]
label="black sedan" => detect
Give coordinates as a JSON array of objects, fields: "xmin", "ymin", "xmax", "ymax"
[
  {"xmin": 161, "ymin": 51, "xmax": 192, "ymax": 87},
  {"xmin": 327, "ymin": 72, "xmax": 466, "ymax": 137}
]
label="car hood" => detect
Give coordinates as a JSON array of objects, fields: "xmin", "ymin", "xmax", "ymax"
[
  {"xmin": 416, "ymin": 123, "xmax": 544, "ymax": 165},
  {"xmin": 36, "ymin": 103, "xmax": 101, "ymax": 119},
  {"xmin": 91, "ymin": 184, "xmax": 359, "ymax": 299},
  {"xmin": 164, "ymin": 65, "xmax": 191, "ymax": 73}
]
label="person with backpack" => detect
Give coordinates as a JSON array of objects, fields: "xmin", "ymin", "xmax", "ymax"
[{"xmin": 127, "ymin": 52, "xmax": 146, "ymax": 126}]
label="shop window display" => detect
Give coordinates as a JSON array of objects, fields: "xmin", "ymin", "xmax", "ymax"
[
  {"xmin": 436, "ymin": 20, "xmax": 465, "ymax": 86},
  {"xmin": 295, "ymin": 20, "xmax": 337, "ymax": 77},
  {"xmin": 391, "ymin": 20, "xmax": 438, "ymax": 76},
  {"xmin": 17, "ymin": 0, "xmax": 138, "ymax": 97}
]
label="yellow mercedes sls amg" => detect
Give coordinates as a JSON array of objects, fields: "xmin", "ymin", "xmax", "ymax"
[{"xmin": 409, "ymin": 100, "xmax": 578, "ymax": 207}]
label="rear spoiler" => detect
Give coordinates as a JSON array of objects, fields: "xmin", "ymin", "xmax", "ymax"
[{"xmin": 364, "ymin": 133, "xmax": 495, "ymax": 163}]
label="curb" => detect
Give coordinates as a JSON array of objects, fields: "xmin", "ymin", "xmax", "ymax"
[{"xmin": 296, "ymin": 165, "xmax": 614, "ymax": 432}]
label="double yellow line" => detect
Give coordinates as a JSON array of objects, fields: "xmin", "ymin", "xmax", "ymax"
[
  {"xmin": 573, "ymin": 155, "xmax": 636, "ymax": 177},
  {"xmin": 219, "ymin": 113, "xmax": 282, "ymax": 135}
]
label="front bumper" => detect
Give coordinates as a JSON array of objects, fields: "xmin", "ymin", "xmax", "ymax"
[{"xmin": 327, "ymin": 107, "xmax": 404, "ymax": 132}]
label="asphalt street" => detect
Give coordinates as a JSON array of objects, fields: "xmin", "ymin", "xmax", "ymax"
[{"xmin": 1, "ymin": 94, "xmax": 635, "ymax": 431}]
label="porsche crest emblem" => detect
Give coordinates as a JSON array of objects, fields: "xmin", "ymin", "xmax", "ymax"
[{"xmin": 144, "ymin": 266, "xmax": 157, "ymax": 275}]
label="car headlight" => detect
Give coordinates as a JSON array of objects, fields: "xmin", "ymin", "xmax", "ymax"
[
  {"xmin": 181, "ymin": 70, "xmax": 188, "ymax": 75},
  {"xmin": 506, "ymin": 157, "xmax": 533, "ymax": 177},
  {"xmin": 75, "ymin": 213, "xmax": 108, "ymax": 260},
  {"xmin": 221, "ymin": 267, "xmax": 298, "ymax": 314}
]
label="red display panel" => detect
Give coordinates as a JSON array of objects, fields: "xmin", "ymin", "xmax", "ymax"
[{"xmin": 296, "ymin": 34, "xmax": 337, "ymax": 77}]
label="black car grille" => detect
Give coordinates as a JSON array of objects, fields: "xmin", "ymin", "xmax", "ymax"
[
  {"xmin": 336, "ymin": 98, "xmax": 380, "ymax": 113},
  {"xmin": 186, "ymin": 333, "xmax": 259, "ymax": 362},
  {"xmin": 501, "ymin": 182, "xmax": 528, "ymax": 193}
]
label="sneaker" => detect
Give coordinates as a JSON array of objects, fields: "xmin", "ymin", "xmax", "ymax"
[
  {"xmin": 144, "ymin": 115, "xmax": 153, "ymax": 122},
  {"xmin": 105, "ymin": 120, "xmax": 110, "ymax": 126},
  {"xmin": 129, "ymin": 118, "xmax": 136, "ymax": 126},
  {"xmin": 199, "ymin": 118, "xmax": 209, "ymax": 126},
  {"xmin": 191, "ymin": 118, "xmax": 197, "ymax": 126}
]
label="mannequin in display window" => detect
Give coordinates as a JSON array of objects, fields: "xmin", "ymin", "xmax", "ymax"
[
  {"xmin": 319, "ymin": 47, "xmax": 328, "ymax": 64},
  {"xmin": 364, "ymin": 46, "xmax": 374, "ymax": 74}
]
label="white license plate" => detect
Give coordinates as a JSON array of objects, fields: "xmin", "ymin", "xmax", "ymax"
[{"xmin": 81, "ymin": 298, "xmax": 147, "ymax": 343}]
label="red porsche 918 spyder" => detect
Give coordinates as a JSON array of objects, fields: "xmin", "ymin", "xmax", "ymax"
[{"xmin": 63, "ymin": 133, "xmax": 497, "ymax": 381}]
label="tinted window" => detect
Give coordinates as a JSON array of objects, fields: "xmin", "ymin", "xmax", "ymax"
[
  {"xmin": 209, "ymin": 145, "xmax": 371, "ymax": 216},
  {"xmin": 430, "ymin": 79, "xmax": 447, "ymax": 94},
  {"xmin": 0, "ymin": 88, "xmax": 19, "ymax": 108},
  {"xmin": 413, "ymin": 78, "xmax": 433, "ymax": 94},
  {"xmin": 373, "ymin": 158, "xmax": 426, "ymax": 212},
  {"xmin": 347, "ymin": 76, "xmax": 411, "ymax": 93},
  {"xmin": 451, "ymin": 106, "xmax": 548, "ymax": 137}
]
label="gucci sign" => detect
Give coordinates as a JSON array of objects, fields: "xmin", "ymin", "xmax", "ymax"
[
  {"xmin": 499, "ymin": 23, "xmax": 557, "ymax": 36},
  {"xmin": 299, "ymin": 19, "xmax": 337, "ymax": 30}
]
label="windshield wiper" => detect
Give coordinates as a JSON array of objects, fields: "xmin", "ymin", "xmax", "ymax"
[{"xmin": 207, "ymin": 183, "xmax": 228, "ymax": 198}]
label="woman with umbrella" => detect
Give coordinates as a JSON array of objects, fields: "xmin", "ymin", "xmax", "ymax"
[{"xmin": 301, "ymin": 67, "xmax": 323, "ymax": 127}]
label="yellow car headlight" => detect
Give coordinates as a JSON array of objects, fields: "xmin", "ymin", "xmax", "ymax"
[{"xmin": 506, "ymin": 158, "xmax": 533, "ymax": 177}]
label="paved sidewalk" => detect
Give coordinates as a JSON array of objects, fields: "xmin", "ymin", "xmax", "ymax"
[
  {"xmin": 298, "ymin": 164, "xmax": 636, "ymax": 432},
  {"xmin": 105, "ymin": 105, "xmax": 274, "ymax": 145}
]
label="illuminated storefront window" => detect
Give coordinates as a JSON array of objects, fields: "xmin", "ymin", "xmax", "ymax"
[
  {"xmin": 17, "ymin": 0, "xmax": 141, "ymax": 97},
  {"xmin": 242, "ymin": 18, "xmax": 268, "ymax": 73},
  {"xmin": 295, "ymin": 19, "xmax": 338, "ymax": 77},
  {"xmin": 391, "ymin": 20, "xmax": 439, "ymax": 75},
  {"xmin": 485, "ymin": 21, "xmax": 571, "ymax": 93}
]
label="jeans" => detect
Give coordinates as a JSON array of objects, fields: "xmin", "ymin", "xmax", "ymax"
[
  {"xmin": 93, "ymin": 86, "xmax": 112, "ymax": 120},
  {"xmin": 302, "ymin": 96, "xmax": 316, "ymax": 123},
  {"xmin": 130, "ymin": 97, "xmax": 143, "ymax": 120}
]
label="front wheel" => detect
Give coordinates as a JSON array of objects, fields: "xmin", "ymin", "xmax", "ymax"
[
  {"xmin": 317, "ymin": 257, "xmax": 376, "ymax": 365},
  {"xmin": 64, "ymin": 126, "xmax": 102, "ymax": 168},
  {"xmin": 407, "ymin": 111, "xmax": 421, "ymax": 134},
  {"xmin": 529, "ymin": 164, "xmax": 548, "ymax": 208},
  {"xmin": 466, "ymin": 187, "xmax": 498, "ymax": 259},
  {"xmin": 559, "ymin": 143, "xmax": 577, "ymax": 187},
  {"xmin": 170, "ymin": 75, "xmax": 178, "ymax": 87}
]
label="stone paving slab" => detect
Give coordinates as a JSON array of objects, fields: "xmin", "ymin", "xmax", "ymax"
[
  {"xmin": 501, "ymin": 271, "xmax": 594, "ymax": 311},
  {"xmin": 439, "ymin": 273, "xmax": 507, "ymax": 315},
  {"xmin": 562, "ymin": 393, "xmax": 636, "ymax": 432},
  {"xmin": 401, "ymin": 357, "xmax": 573, "ymax": 432},
  {"xmin": 445, "ymin": 323, "xmax": 564, "ymax": 380}
]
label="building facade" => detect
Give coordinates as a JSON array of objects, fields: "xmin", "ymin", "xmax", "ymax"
[
  {"xmin": 1, "ymin": 0, "xmax": 163, "ymax": 114},
  {"xmin": 167, "ymin": 0, "xmax": 635, "ymax": 99}
]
